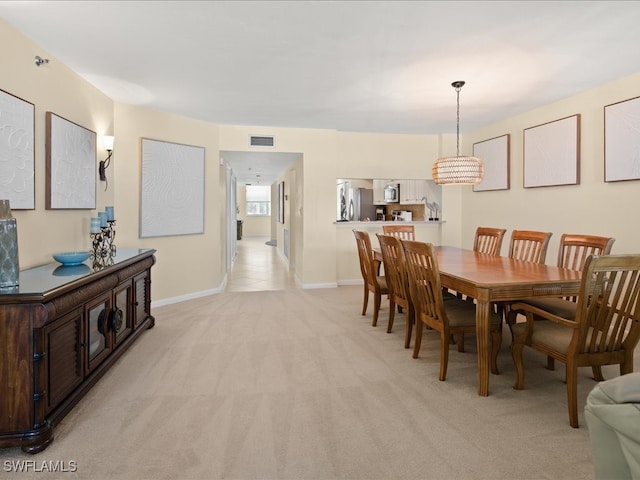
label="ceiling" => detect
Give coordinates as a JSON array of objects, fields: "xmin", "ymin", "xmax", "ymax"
[{"xmin": 2, "ymin": 1, "xmax": 640, "ymax": 184}]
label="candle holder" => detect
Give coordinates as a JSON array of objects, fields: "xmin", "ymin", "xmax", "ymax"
[{"xmin": 90, "ymin": 220, "xmax": 116, "ymax": 269}]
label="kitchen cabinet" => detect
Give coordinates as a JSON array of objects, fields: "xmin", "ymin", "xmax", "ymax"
[
  {"xmin": 372, "ymin": 179, "xmax": 391, "ymax": 204},
  {"xmin": 0, "ymin": 249, "xmax": 155, "ymax": 453},
  {"xmin": 399, "ymin": 179, "xmax": 427, "ymax": 204}
]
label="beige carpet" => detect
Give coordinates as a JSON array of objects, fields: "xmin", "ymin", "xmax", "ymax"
[{"xmin": 3, "ymin": 286, "xmax": 628, "ymax": 479}]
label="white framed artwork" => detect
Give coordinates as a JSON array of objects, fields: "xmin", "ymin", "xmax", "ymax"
[
  {"xmin": 45, "ymin": 112, "xmax": 96, "ymax": 209},
  {"xmin": 0, "ymin": 89, "xmax": 35, "ymax": 209},
  {"xmin": 523, "ymin": 114, "xmax": 580, "ymax": 188},
  {"xmin": 472, "ymin": 134, "xmax": 510, "ymax": 192},
  {"xmin": 604, "ymin": 95, "xmax": 640, "ymax": 182},
  {"xmin": 140, "ymin": 138, "xmax": 205, "ymax": 238}
]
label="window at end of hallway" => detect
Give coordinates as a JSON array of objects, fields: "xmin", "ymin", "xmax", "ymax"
[{"xmin": 246, "ymin": 185, "xmax": 271, "ymax": 216}]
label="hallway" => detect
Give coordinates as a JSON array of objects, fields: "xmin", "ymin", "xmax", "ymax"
[{"xmin": 225, "ymin": 235, "xmax": 297, "ymax": 292}]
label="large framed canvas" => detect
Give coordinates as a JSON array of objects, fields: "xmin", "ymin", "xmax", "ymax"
[
  {"xmin": 140, "ymin": 138, "xmax": 205, "ymax": 238},
  {"xmin": 45, "ymin": 112, "xmax": 96, "ymax": 209},
  {"xmin": 604, "ymin": 95, "xmax": 640, "ymax": 182},
  {"xmin": 0, "ymin": 89, "xmax": 35, "ymax": 209},
  {"xmin": 472, "ymin": 134, "xmax": 510, "ymax": 192},
  {"xmin": 523, "ymin": 114, "xmax": 580, "ymax": 188}
]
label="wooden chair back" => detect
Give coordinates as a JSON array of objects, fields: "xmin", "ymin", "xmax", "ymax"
[
  {"xmin": 401, "ymin": 240, "xmax": 445, "ymax": 328},
  {"xmin": 508, "ymin": 230, "xmax": 553, "ymax": 264},
  {"xmin": 377, "ymin": 233, "xmax": 415, "ymax": 344},
  {"xmin": 382, "ymin": 224, "xmax": 415, "ymax": 240},
  {"xmin": 557, "ymin": 234, "xmax": 615, "ymax": 303},
  {"xmin": 572, "ymin": 254, "xmax": 640, "ymax": 362},
  {"xmin": 376, "ymin": 234, "xmax": 410, "ymax": 306},
  {"xmin": 557, "ymin": 234, "xmax": 616, "ymax": 270},
  {"xmin": 473, "ymin": 227, "xmax": 506, "ymax": 256},
  {"xmin": 353, "ymin": 230, "xmax": 377, "ymax": 289}
]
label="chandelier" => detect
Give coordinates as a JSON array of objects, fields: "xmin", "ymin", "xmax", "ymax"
[{"xmin": 432, "ymin": 81, "xmax": 484, "ymax": 185}]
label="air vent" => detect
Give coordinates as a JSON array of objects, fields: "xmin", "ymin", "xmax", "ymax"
[{"xmin": 249, "ymin": 135, "xmax": 275, "ymax": 148}]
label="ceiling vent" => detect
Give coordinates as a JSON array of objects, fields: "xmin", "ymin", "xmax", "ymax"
[{"xmin": 249, "ymin": 135, "xmax": 275, "ymax": 148}]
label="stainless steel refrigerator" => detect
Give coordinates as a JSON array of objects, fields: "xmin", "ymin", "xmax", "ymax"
[{"xmin": 338, "ymin": 183, "xmax": 376, "ymax": 221}]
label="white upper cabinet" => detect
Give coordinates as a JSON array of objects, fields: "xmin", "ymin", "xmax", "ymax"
[{"xmin": 399, "ymin": 180, "xmax": 427, "ymax": 204}]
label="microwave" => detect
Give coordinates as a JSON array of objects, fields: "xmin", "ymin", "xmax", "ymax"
[{"xmin": 384, "ymin": 183, "xmax": 400, "ymax": 203}]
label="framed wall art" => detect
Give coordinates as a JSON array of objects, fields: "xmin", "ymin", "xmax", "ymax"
[
  {"xmin": 0, "ymin": 89, "xmax": 35, "ymax": 209},
  {"xmin": 278, "ymin": 181, "xmax": 285, "ymax": 224},
  {"xmin": 45, "ymin": 112, "xmax": 96, "ymax": 209},
  {"xmin": 140, "ymin": 138, "xmax": 205, "ymax": 238},
  {"xmin": 472, "ymin": 134, "xmax": 510, "ymax": 192},
  {"xmin": 604, "ymin": 95, "xmax": 640, "ymax": 182},
  {"xmin": 523, "ymin": 114, "xmax": 580, "ymax": 188}
]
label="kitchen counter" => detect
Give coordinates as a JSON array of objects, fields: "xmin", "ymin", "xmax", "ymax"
[{"xmin": 334, "ymin": 220, "xmax": 444, "ymax": 225}]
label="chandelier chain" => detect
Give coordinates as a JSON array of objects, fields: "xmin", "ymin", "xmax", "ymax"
[{"xmin": 455, "ymin": 84, "xmax": 461, "ymax": 157}]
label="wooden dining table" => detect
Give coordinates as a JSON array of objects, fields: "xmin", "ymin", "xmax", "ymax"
[{"xmin": 374, "ymin": 245, "xmax": 583, "ymax": 396}]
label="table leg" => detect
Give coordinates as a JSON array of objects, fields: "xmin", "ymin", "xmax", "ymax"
[{"xmin": 475, "ymin": 298, "xmax": 491, "ymax": 396}]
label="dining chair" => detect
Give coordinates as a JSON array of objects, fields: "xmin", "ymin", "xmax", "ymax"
[
  {"xmin": 382, "ymin": 224, "xmax": 415, "ymax": 241},
  {"xmin": 473, "ymin": 227, "xmax": 507, "ymax": 256},
  {"xmin": 510, "ymin": 253, "xmax": 640, "ymax": 428},
  {"xmin": 376, "ymin": 233, "xmax": 415, "ymax": 347},
  {"xmin": 401, "ymin": 239, "xmax": 502, "ymax": 380},
  {"xmin": 508, "ymin": 230, "xmax": 553, "ymax": 264},
  {"xmin": 353, "ymin": 230, "xmax": 389, "ymax": 327},
  {"xmin": 499, "ymin": 230, "xmax": 553, "ymax": 323},
  {"xmin": 506, "ymin": 234, "xmax": 616, "ymax": 355},
  {"xmin": 449, "ymin": 226, "xmax": 507, "ymax": 349}
]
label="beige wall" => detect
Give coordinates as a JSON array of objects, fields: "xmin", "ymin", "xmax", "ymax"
[
  {"xmin": 461, "ymin": 72, "xmax": 640, "ymax": 262},
  {"xmin": 113, "ymin": 103, "xmax": 223, "ymax": 303},
  {"xmin": 1, "ymin": 20, "xmax": 114, "ymax": 269},
  {"xmin": 4, "ymin": 18, "xmax": 640, "ymax": 304}
]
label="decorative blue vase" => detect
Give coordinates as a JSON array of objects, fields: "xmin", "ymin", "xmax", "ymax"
[{"xmin": 0, "ymin": 199, "xmax": 19, "ymax": 287}]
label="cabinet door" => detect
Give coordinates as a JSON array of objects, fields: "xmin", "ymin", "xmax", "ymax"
[
  {"xmin": 85, "ymin": 292, "xmax": 113, "ymax": 372},
  {"xmin": 44, "ymin": 309, "xmax": 84, "ymax": 413},
  {"xmin": 373, "ymin": 180, "xmax": 388, "ymax": 205},
  {"xmin": 113, "ymin": 281, "xmax": 133, "ymax": 346},
  {"xmin": 133, "ymin": 271, "xmax": 150, "ymax": 329},
  {"xmin": 399, "ymin": 180, "xmax": 427, "ymax": 204},
  {"xmin": 399, "ymin": 180, "xmax": 415, "ymax": 204}
]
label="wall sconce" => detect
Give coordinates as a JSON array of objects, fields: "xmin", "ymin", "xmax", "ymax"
[{"xmin": 99, "ymin": 135, "xmax": 114, "ymax": 182}]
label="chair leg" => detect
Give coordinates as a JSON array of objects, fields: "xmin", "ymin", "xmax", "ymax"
[
  {"xmin": 439, "ymin": 333, "xmax": 450, "ymax": 381},
  {"xmin": 387, "ymin": 300, "xmax": 396, "ymax": 333},
  {"xmin": 512, "ymin": 339, "xmax": 525, "ymax": 390},
  {"xmin": 546, "ymin": 356, "xmax": 555, "ymax": 371},
  {"xmin": 506, "ymin": 309, "xmax": 518, "ymax": 340},
  {"xmin": 372, "ymin": 292, "xmax": 381, "ymax": 327},
  {"xmin": 566, "ymin": 363, "xmax": 579, "ymax": 428},
  {"xmin": 592, "ymin": 365, "xmax": 604, "ymax": 382},
  {"xmin": 412, "ymin": 320, "xmax": 424, "ymax": 359},
  {"xmin": 456, "ymin": 333, "xmax": 465, "ymax": 353},
  {"xmin": 621, "ymin": 353, "xmax": 634, "ymax": 375},
  {"xmin": 361, "ymin": 285, "xmax": 369, "ymax": 316},
  {"xmin": 490, "ymin": 329, "xmax": 502, "ymax": 375},
  {"xmin": 404, "ymin": 305, "xmax": 414, "ymax": 349}
]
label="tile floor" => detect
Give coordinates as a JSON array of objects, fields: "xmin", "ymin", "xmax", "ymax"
[{"xmin": 225, "ymin": 235, "xmax": 297, "ymax": 292}]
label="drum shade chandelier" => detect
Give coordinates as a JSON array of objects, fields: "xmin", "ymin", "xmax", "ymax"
[{"xmin": 432, "ymin": 81, "xmax": 484, "ymax": 185}]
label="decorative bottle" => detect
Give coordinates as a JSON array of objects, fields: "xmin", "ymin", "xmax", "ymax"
[{"xmin": 0, "ymin": 199, "xmax": 19, "ymax": 287}]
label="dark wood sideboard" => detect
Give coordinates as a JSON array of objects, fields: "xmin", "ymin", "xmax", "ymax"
[{"xmin": 0, "ymin": 248, "xmax": 156, "ymax": 453}]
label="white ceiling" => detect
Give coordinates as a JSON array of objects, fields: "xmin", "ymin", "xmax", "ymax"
[{"xmin": 2, "ymin": 1, "xmax": 640, "ymax": 184}]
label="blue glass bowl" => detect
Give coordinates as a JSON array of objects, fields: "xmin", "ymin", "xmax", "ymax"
[{"xmin": 52, "ymin": 251, "xmax": 91, "ymax": 266}]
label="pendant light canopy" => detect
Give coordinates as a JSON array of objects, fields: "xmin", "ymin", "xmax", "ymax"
[{"xmin": 432, "ymin": 81, "xmax": 484, "ymax": 185}]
